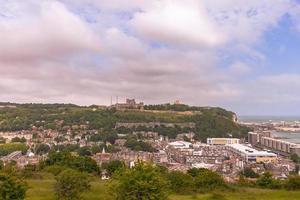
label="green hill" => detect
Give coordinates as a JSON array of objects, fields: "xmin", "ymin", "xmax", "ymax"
[{"xmin": 0, "ymin": 103, "xmax": 250, "ymax": 141}]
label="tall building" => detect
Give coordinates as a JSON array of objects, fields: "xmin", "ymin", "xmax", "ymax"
[
  {"xmin": 248, "ymin": 131, "xmax": 300, "ymax": 156},
  {"xmin": 248, "ymin": 132, "xmax": 259, "ymax": 145}
]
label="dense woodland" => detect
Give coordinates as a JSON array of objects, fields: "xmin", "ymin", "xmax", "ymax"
[{"xmin": 0, "ymin": 103, "xmax": 250, "ymax": 142}]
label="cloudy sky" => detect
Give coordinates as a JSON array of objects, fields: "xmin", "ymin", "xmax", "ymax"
[{"xmin": 1, "ymin": 0, "xmax": 300, "ymax": 116}]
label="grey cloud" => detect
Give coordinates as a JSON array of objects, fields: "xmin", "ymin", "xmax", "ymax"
[{"xmin": 0, "ymin": 0, "xmax": 300, "ymax": 116}]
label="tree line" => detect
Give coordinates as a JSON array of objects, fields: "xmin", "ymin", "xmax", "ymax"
[{"xmin": 1, "ymin": 154, "xmax": 300, "ymax": 200}]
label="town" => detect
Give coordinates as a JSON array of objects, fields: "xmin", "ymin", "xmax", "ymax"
[{"xmin": 0, "ymin": 100, "xmax": 299, "ymax": 183}]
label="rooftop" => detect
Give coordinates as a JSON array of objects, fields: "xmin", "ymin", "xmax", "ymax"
[{"xmin": 226, "ymin": 144, "xmax": 277, "ymax": 157}]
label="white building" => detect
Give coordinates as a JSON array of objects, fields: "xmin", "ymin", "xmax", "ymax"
[
  {"xmin": 191, "ymin": 163, "xmax": 214, "ymax": 169},
  {"xmin": 226, "ymin": 144, "xmax": 277, "ymax": 163},
  {"xmin": 168, "ymin": 141, "xmax": 192, "ymax": 149}
]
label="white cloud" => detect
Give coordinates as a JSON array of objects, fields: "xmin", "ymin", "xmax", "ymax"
[
  {"xmin": 129, "ymin": 0, "xmax": 292, "ymax": 48},
  {"xmin": 100, "ymin": 28, "xmax": 147, "ymax": 59},
  {"xmin": 87, "ymin": 0, "xmax": 149, "ymax": 11},
  {"xmin": 0, "ymin": 0, "xmax": 100, "ymax": 62},
  {"xmin": 203, "ymin": 0, "xmax": 293, "ymax": 43},
  {"xmin": 228, "ymin": 61, "xmax": 252, "ymax": 76},
  {"xmin": 131, "ymin": 0, "xmax": 226, "ymax": 48}
]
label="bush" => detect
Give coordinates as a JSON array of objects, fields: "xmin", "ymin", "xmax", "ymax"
[
  {"xmin": 290, "ymin": 154, "xmax": 300, "ymax": 164},
  {"xmin": 44, "ymin": 165, "xmax": 67, "ymax": 176},
  {"xmin": 11, "ymin": 137, "xmax": 26, "ymax": 143},
  {"xmin": 0, "ymin": 173, "xmax": 28, "ymax": 200},
  {"xmin": 187, "ymin": 168, "xmax": 226, "ymax": 192},
  {"xmin": 167, "ymin": 171, "xmax": 194, "ymax": 194},
  {"xmin": 77, "ymin": 146, "xmax": 92, "ymax": 156},
  {"xmin": 237, "ymin": 175, "xmax": 256, "ymax": 187},
  {"xmin": 256, "ymin": 172, "xmax": 282, "ymax": 189},
  {"xmin": 34, "ymin": 143, "xmax": 50, "ymax": 155},
  {"xmin": 240, "ymin": 167, "xmax": 259, "ymax": 178},
  {"xmin": 102, "ymin": 160, "xmax": 125, "ymax": 176},
  {"xmin": 54, "ymin": 169, "xmax": 90, "ymax": 200},
  {"xmin": 285, "ymin": 175, "xmax": 300, "ymax": 190},
  {"xmin": 21, "ymin": 164, "xmax": 42, "ymax": 179},
  {"xmin": 111, "ymin": 161, "xmax": 169, "ymax": 200}
]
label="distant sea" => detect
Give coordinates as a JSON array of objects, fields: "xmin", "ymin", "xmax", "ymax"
[
  {"xmin": 272, "ymin": 132, "xmax": 300, "ymax": 144},
  {"xmin": 238, "ymin": 116, "xmax": 300, "ymax": 123},
  {"xmin": 238, "ymin": 115, "xmax": 300, "ymax": 144}
]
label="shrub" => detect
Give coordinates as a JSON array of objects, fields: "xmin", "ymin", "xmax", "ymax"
[
  {"xmin": 111, "ymin": 161, "xmax": 169, "ymax": 200},
  {"xmin": 240, "ymin": 167, "xmax": 259, "ymax": 178},
  {"xmin": 237, "ymin": 175, "xmax": 256, "ymax": 187},
  {"xmin": 102, "ymin": 160, "xmax": 125, "ymax": 176},
  {"xmin": 54, "ymin": 169, "xmax": 90, "ymax": 200},
  {"xmin": 285, "ymin": 175, "xmax": 300, "ymax": 190},
  {"xmin": 0, "ymin": 173, "xmax": 27, "ymax": 200},
  {"xmin": 44, "ymin": 165, "xmax": 67, "ymax": 176},
  {"xmin": 256, "ymin": 172, "xmax": 282, "ymax": 189},
  {"xmin": 187, "ymin": 168, "xmax": 226, "ymax": 192},
  {"xmin": 167, "ymin": 171, "xmax": 194, "ymax": 194}
]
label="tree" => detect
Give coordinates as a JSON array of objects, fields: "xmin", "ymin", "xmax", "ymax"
[
  {"xmin": 290, "ymin": 153, "xmax": 300, "ymax": 164},
  {"xmin": 71, "ymin": 156, "xmax": 100, "ymax": 174},
  {"xmin": 11, "ymin": 137, "xmax": 26, "ymax": 143},
  {"xmin": 54, "ymin": 169, "xmax": 90, "ymax": 200},
  {"xmin": 240, "ymin": 167, "xmax": 259, "ymax": 178},
  {"xmin": 124, "ymin": 139, "xmax": 157, "ymax": 152},
  {"xmin": 187, "ymin": 168, "xmax": 226, "ymax": 191},
  {"xmin": 285, "ymin": 175, "xmax": 300, "ymax": 190},
  {"xmin": 256, "ymin": 172, "xmax": 281, "ymax": 189},
  {"xmin": 112, "ymin": 161, "xmax": 169, "ymax": 200},
  {"xmin": 77, "ymin": 146, "xmax": 92, "ymax": 156},
  {"xmin": 35, "ymin": 143, "xmax": 50, "ymax": 155},
  {"xmin": 0, "ymin": 137, "xmax": 6, "ymax": 144},
  {"xmin": 43, "ymin": 151, "xmax": 100, "ymax": 174},
  {"xmin": 44, "ymin": 165, "xmax": 67, "ymax": 176},
  {"xmin": 102, "ymin": 160, "xmax": 125, "ymax": 176},
  {"xmin": 167, "ymin": 171, "xmax": 194, "ymax": 194},
  {"xmin": 183, "ymin": 135, "xmax": 191, "ymax": 142},
  {"xmin": 21, "ymin": 164, "xmax": 41, "ymax": 179},
  {"xmin": 0, "ymin": 173, "xmax": 27, "ymax": 200},
  {"xmin": 91, "ymin": 145, "xmax": 102, "ymax": 154}
]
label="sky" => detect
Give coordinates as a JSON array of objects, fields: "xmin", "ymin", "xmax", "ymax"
[{"xmin": 1, "ymin": 0, "xmax": 300, "ymax": 116}]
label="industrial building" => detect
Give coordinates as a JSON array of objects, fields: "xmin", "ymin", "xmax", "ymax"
[{"xmin": 226, "ymin": 144, "xmax": 277, "ymax": 163}]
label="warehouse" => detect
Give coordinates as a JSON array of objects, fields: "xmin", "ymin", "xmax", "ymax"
[{"xmin": 226, "ymin": 144, "xmax": 277, "ymax": 163}]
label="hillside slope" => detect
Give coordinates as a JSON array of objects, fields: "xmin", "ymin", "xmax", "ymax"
[{"xmin": 0, "ymin": 103, "xmax": 250, "ymax": 141}]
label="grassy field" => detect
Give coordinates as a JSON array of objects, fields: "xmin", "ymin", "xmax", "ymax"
[{"xmin": 25, "ymin": 178, "xmax": 300, "ymax": 200}]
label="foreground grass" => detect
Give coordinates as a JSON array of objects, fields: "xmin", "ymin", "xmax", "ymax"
[
  {"xmin": 25, "ymin": 178, "xmax": 110, "ymax": 200},
  {"xmin": 170, "ymin": 188, "xmax": 300, "ymax": 200},
  {"xmin": 25, "ymin": 178, "xmax": 300, "ymax": 200}
]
